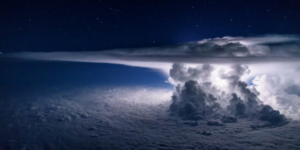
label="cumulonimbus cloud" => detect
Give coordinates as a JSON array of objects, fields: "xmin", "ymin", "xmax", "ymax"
[
  {"xmin": 2, "ymin": 34, "xmax": 300, "ymax": 121},
  {"xmin": 168, "ymin": 63, "xmax": 288, "ymax": 125}
]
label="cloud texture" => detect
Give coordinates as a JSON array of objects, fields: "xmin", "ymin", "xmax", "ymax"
[
  {"xmin": 168, "ymin": 63, "xmax": 290, "ymax": 125},
  {"xmin": 2, "ymin": 34, "xmax": 300, "ymax": 120},
  {"xmin": 2, "ymin": 85, "xmax": 300, "ymax": 149},
  {"xmin": 3, "ymin": 35, "xmax": 300, "ymax": 65}
]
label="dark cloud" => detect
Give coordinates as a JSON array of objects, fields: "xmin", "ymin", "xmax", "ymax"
[
  {"xmin": 284, "ymin": 85, "xmax": 300, "ymax": 97},
  {"xmin": 226, "ymin": 93, "xmax": 247, "ymax": 117},
  {"xmin": 183, "ymin": 121, "xmax": 199, "ymax": 126},
  {"xmin": 201, "ymin": 131, "xmax": 212, "ymax": 136},
  {"xmin": 237, "ymin": 81, "xmax": 260, "ymax": 114},
  {"xmin": 255, "ymin": 105, "xmax": 287, "ymax": 125},
  {"xmin": 221, "ymin": 116, "xmax": 238, "ymax": 123},
  {"xmin": 207, "ymin": 120, "xmax": 224, "ymax": 126},
  {"xmin": 170, "ymin": 80, "xmax": 221, "ymax": 120},
  {"xmin": 169, "ymin": 63, "xmax": 222, "ymax": 121}
]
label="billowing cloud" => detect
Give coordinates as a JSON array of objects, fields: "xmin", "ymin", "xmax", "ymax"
[
  {"xmin": 2, "ymin": 34, "xmax": 299, "ymax": 121},
  {"xmin": 253, "ymin": 74, "xmax": 300, "ymax": 120},
  {"xmin": 170, "ymin": 80, "xmax": 222, "ymax": 121},
  {"xmin": 169, "ymin": 63, "xmax": 214, "ymax": 84},
  {"xmin": 168, "ymin": 63, "xmax": 288, "ymax": 125}
]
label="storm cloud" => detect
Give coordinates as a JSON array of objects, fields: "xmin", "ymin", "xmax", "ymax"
[
  {"xmin": 2, "ymin": 34, "xmax": 299, "ymax": 122},
  {"xmin": 1, "ymin": 39, "xmax": 299, "ymax": 149},
  {"xmin": 168, "ymin": 63, "xmax": 288, "ymax": 125}
]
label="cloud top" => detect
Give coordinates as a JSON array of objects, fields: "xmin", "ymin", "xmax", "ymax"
[
  {"xmin": 3, "ymin": 35, "xmax": 300, "ymax": 65},
  {"xmin": 99, "ymin": 34, "xmax": 300, "ymax": 62}
]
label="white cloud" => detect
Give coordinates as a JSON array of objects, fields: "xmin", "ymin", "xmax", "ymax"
[
  {"xmin": 3, "ymin": 35, "xmax": 300, "ymax": 70},
  {"xmin": 253, "ymin": 74, "xmax": 300, "ymax": 119}
]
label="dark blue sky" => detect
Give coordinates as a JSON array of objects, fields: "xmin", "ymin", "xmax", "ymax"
[
  {"xmin": 1, "ymin": 0, "xmax": 299, "ymax": 53},
  {"xmin": 0, "ymin": 59, "xmax": 171, "ymax": 92}
]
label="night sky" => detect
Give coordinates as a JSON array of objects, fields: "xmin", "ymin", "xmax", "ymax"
[
  {"xmin": 1, "ymin": 1, "xmax": 300, "ymax": 149},
  {"xmin": 1, "ymin": 0, "xmax": 299, "ymax": 53}
]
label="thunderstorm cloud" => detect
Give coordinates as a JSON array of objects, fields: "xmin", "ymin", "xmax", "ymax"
[
  {"xmin": 1, "ymin": 35, "xmax": 300, "ymax": 149},
  {"xmin": 2, "ymin": 34, "xmax": 300, "ymax": 121}
]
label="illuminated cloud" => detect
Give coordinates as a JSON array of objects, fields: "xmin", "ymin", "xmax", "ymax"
[
  {"xmin": 3, "ymin": 34, "xmax": 300, "ymax": 120},
  {"xmin": 168, "ymin": 63, "xmax": 296, "ymax": 123},
  {"xmin": 4, "ymin": 35, "xmax": 300, "ymax": 65}
]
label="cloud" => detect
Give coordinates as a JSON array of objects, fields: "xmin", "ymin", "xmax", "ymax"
[
  {"xmin": 284, "ymin": 85, "xmax": 300, "ymax": 97},
  {"xmin": 169, "ymin": 63, "xmax": 214, "ymax": 84},
  {"xmin": 253, "ymin": 74, "xmax": 300, "ymax": 120},
  {"xmin": 3, "ymin": 85, "xmax": 300, "ymax": 149},
  {"xmin": 3, "ymin": 35, "xmax": 300, "ymax": 79},
  {"xmin": 98, "ymin": 35, "xmax": 300, "ymax": 62},
  {"xmin": 2, "ymin": 34, "xmax": 299, "ymax": 121},
  {"xmin": 170, "ymin": 80, "xmax": 222, "ymax": 121},
  {"xmin": 219, "ymin": 64, "xmax": 250, "ymax": 92},
  {"xmin": 226, "ymin": 93, "xmax": 246, "ymax": 117},
  {"xmin": 255, "ymin": 105, "xmax": 286, "ymax": 124},
  {"xmin": 3, "ymin": 35, "xmax": 300, "ymax": 66},
  {"xmin": 169, "ymin": 63, "xmax": 288, "ymax": 125}
]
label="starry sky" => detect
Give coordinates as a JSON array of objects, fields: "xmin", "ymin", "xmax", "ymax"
[
  {"xmin": 2, "ymin": 2, "xmax": 300, "ymax": 149},
  {"xmin": 1, "ymin": 0, "xmax": 299, "ymax": 53}
]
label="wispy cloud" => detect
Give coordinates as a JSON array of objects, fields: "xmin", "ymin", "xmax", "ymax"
[{"xmin": 4, "ymin": 35, "xmax": 300, "ymax": 65}]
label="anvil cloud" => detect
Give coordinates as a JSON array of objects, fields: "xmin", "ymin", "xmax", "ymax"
[{"xmin": 3, "ymin": 35, "xmax": 300, "ymax": 65}]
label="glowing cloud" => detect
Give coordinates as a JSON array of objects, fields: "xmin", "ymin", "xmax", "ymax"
[{"xmin": 2, "ymin": 34, "xmax": 300, "ymax": 120}]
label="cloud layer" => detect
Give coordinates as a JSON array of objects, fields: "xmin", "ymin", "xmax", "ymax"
[
  {"xmin": 3, "ymin": 35, "xmax": 300, "ymax": 65},
  {"xmin": 96, "ymin": 35, "xmax": 300, "ymax": 64},
  {"xmin": 2, "ymin": 85, "xmax": 300, "ymax": 149}
]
